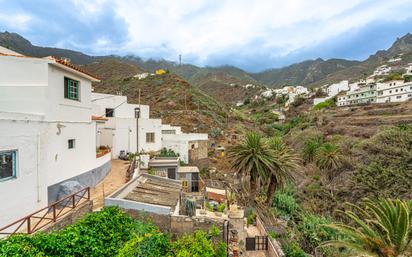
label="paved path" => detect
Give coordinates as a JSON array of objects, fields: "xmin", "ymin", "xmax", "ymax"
[{"xmin": 90, "ymin": 159, "xmax": 129, "ymax": 209}]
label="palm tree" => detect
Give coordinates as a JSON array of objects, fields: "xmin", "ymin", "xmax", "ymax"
[
  {"xmin": 315, "ymin": 142, "xmax": 343, "ymax": 172},
  {"xmin": 302, "ymin": 137, "xmax": 323, "ymax": 163},
  {"xmin": 321, "ymin": 198, "xmax": 412, "ymax": 257},
  {"xmin": 227, "ymin": 132, "xmax": 275, "ymax": 205},
  {"xmin": 265, "ymin": 137, "xmax": 300, "ymax": 206}
]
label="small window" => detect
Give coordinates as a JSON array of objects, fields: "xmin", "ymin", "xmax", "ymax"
[
  {"xmin": 396, "ymin": 89, "xmax": 398, "ymax": 92},
  {"xmin": 389, "ymin": 90, "xmax": 392, "ymax": 93},
  {"xmin": 0, "ymin": 150, "xmax": 16, "ymax": 180},
  {"xmin": 396, "ymin": 96, "xmax": 402, "ymax": 99},
  {"xmin": 146, "ymin": 133, "xmax": 155, "ymax": 143},
  {"xmin": 105, "ymin": 108, "xmax": 114, "ymax": 117},
  {"xmin": 68, "ymin": 139, "xmax": 75, "ymax": 149},
  {"xmin": 64, "ymin": 77, "xmax": 80, "ymax": 101}
]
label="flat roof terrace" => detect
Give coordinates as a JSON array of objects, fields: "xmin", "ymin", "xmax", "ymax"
[{"xmin": 105, "ymin": 173, "xmax": 182, "ymax": 215}]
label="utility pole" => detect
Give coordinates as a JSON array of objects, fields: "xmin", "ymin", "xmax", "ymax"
[{"xmin": 179, "ymin": 54, "xmax": 182, "ymax": 66}]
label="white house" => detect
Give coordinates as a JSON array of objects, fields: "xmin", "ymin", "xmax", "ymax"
[
  {"xmin": 326, "ymin": 80, "xmax": 349, "ymax": 97},
  {"xmin": 161, "ymin": 125, "xmax": 208, "ymax": 164},
  {"xmin": 373, "ymin": 65, "xmax": 391, "ymax": 76},
  {"xmin": 0, "ymin": 48, "xmax": 111, "ymax": 228},
  {"xmin": 91, "ymin": 93, "xmax": 162, "ymax": 157},
  {"xmin": 376, "ymin": 80, "xmax": 412, "ymax": 103}
]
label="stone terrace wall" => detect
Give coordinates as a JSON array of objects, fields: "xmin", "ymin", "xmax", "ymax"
[
  {"xmin": 122, "ymin": 208, "xmax": 172, "ymax": 232},
  {"xmin": 256, "ymin": 216, "xmax": 285, "ymax": 257}
]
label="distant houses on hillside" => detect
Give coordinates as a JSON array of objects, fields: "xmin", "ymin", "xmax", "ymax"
[
  {"xmin": 315, "ymin": 60, "xmax": 412, "ymax": 107},
  {"xmin": 0, "ymin": 47, "xmax": 208, "ymax": 229}
]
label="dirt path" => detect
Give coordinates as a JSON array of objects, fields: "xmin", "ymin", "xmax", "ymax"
[{"xmin": 90, "ymin": 159, "xmax": 130, "ymax": 210}]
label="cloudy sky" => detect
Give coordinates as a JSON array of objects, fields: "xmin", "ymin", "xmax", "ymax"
[{"xmin": 1, "ymin": 0, "xmax": 412, "ymax": 72}]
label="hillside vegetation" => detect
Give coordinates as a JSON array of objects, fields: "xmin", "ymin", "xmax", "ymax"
[{"xmin": 86, "ymin": 70, "xmax": 231, "ymax": 133}]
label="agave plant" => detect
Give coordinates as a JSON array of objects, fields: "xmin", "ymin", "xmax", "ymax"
[
  {"xmin": 302, "ymin": 136, "xmax": 323, "ymax": 163},
  {"xmin": 321, "ymin": 198, "xmax": 412, "ymax": 257}
]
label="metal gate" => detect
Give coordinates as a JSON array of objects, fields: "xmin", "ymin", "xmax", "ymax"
[{"xmin": 245, "ymin": 236, "xmax": 268, "ymax": 251}]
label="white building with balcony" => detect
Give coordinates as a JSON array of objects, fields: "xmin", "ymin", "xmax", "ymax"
[
  {"xmin": 376, "ymin": 80, "xmax": 412, "ymax": 103},
  {"xmin": 0, "ymin": 47, "xmax": 111, "ymax": 228}
]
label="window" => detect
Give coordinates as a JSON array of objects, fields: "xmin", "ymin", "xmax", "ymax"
[
  {"xmin": 408, "ymin": 94, "xmax": 412, "ymax": 97},
  {"xmin": 161, "ymin": 130, "xmax": 176, "ymax": 134},
  {"xmin": 389, "ymin": 90, "xmax": 392, "ymax": 93},
  {"xmin": 146, "ymin": 133, "xmax": 155, "ymax": 143},
  {"xmin": 0, "ymin": 150, "xmax": 16, "ymax": 180},
  {"xmin": 68, "ymin": 139, "xmax": 75, "ymax": 149},
  {"xmin": 64, "ymin": 77, "xmax": 80, "ymax": 100},
  {"xmin": 395, "ymin": 89, "xmax": 399, "ymax": 93},
  {"xmin": 105, "ymin": 108, "xmax": 114, "ymax": 117},
  {"xmin": 396, "ymin": 96, "xmax": 402, "ymax": 99}
]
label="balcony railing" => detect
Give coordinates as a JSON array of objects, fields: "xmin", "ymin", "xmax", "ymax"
[{"xmin": 0, "ymin": 187, "xmax": 90, "ymax": 235}]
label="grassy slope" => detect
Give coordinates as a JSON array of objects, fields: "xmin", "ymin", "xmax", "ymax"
[{"xmin": 283, "ymin": 101, "xmax": 412, "ymax": 216}]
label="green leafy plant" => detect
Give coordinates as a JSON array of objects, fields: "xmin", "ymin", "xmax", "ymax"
[
  {"xmin": 282, "ymin": 241, "xmax": 307, "ymax": 257},
  {"xmin": 159, "ymin": 148, "xmax": 179, "ymax": 157},
  {"xmin": 218, "ymin": 203, "xmax": 225, "ymax": 213},
  {"xmin": 321, "ymin": 198, "xmax": 412, "ymax": 257},
  {"xmin": 210, "ymin": 127, "xmax": 223, "ymax": 138},
  {"xmin": 313, "ymin": 98, "xmax": 336, "ymax": 110}
]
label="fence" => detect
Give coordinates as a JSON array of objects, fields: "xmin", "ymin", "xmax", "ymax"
[
  {"xmin": 126, "ymin": 157, "xmax": 136, "ymax": 182},
  {"xmin": 0, "ymin": 187, "xmax": 90, "ymax": 235}
]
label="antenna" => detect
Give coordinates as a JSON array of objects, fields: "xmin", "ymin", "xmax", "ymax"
[{"xmin": 179, "ymin": 54, "xmax": 182, "ymax": 66}]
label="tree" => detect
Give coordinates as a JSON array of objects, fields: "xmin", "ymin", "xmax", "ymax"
[
  {"xmin": 302, "ymin": 137, "xmax": 323, "ymax": 163},
  {"xmin": 322, "ymin": 198, "xmax": 412, "ymax": 257},
  {"xmin": 266, "ymin": 137, "xmax": 300, "ymax": 206},
  {"xmin": 314, "ymin": 143, "xmax": 343, "ymax": 173},
  {"xmin": 227, "ymin": 132, "xmax": 275, "ymax": 205}
]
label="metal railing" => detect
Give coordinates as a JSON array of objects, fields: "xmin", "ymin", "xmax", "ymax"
[{"xmin": 0, "ymin": 187, "xmax": 90, "ymax": 235}]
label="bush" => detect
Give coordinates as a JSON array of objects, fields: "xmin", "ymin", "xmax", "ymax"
[
  {"xmin": 218, "ymin": 203, "xmax": 225, "ymax": 213},
  {"xmin": 0, "ymin": 207, "xmax": 158, "ymax": 257},
  {"xmin": 282, "ymin": 241, "xmax": 306, "ymax": 257},
  {"xmin": 313, "ymin": 98, "xmax": 335, "ymax": 110},
  {"xmin": 171, "ymin": 230, "xmax": 224, "ymax": 257},
  {"xmin": 273, "ymin": 191, "xmax": 299, "ymax": 220},
  {"xmin": 159, "ymin": 148, "xmax": 179, "ymax": 157},
  {"xmin": 297, "ymin": 213, "xmax": 337, "ymax": 248},
  {"xmin": 210, "ymin": 127, "xmax": 223, "ymax": 138},
  {"xmin": 117, "ymin": 233, "xmax": 171, "ymax": 257}
]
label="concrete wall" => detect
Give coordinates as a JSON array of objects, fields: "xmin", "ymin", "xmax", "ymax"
[
  {"xmin": 256, "ymin": 216, "xmax": 284, "ymax": 257},
  {"xmin": 170, "ymin": 215, "xmax": 226, "ymax": 236},
  {"xmin": 0, "ymin": 119, "xmax": 48, "ymax": 228},
  {"xmin": 162, "ymin": 133, "xmax": 208, "ymax": 164},
  {"xmin": 138, "ymin": 118, "xmax": 162, "ymax": 152}
]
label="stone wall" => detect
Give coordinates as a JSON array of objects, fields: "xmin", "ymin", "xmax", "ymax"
[
  {"xmin": 122, "ymin": 208, "xmax": 172, "ymax": 232},
  {"xmin": 188, "ymin": 140, "xmax": 208, "ymax": 164},
  {"xmin": 171, "ymin": 215, "xmax": 226, "ymax": 236},
  {"xmin": 256, "ymin": 216, "xmax": 285, "ymax": 257},
  {"xmin": 41, "ymin": 200, "xmax": 93, "ymax": 233}
]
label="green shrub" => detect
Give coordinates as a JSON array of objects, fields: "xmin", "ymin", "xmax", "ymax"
[
  {"xmin": 210, "ymin": 128, "xmax": 223, "ymax": 138},
  {"xmin": 313, "ymin": 98, "xmax": 335, "ymax": 110},
  {"xmin": 218, "ymin": 203, "xmax": 225, "ymax": 213},
  {"xmin": 159, "ymin": 148, "xmax": 179, "ymax": 157},
  {"xmin": 0, "ymin": 207, "xmax": 158, "ymax": 257},
  {"xmin": 273, "ymin": 192, "xmax": 299, "ymax": 219},
  {"xmin": 171, "ymin": 231, "xmax": 215, "ymax": 257},
  {"xmin": 117, "ymin": 233, "xmax": 170, "ymax": 257},
  {"xmin": 282, "ymin": 241, "xmax": 306, "ymax": 257},
  {"xmin": 298, "ymin": 213, "xmax": 337, "ymax": 247}
]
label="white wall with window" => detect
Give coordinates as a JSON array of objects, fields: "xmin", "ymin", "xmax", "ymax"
[
  {"xmin": 0, "ymin": 52, "xmax": 112, "ymax": 228},
  {"xmin": 138, "ymin": 119, "xmax": 162, "ymax": 153},
  {"xmin": 376, "ymin": 81, "xmax": 412, "ymax": 103}
]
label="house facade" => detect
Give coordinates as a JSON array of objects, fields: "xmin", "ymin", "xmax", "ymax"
[
  {"xmin": 376, "ymin": 80, "xmax": 412, "ymax": 103},
  {"xmin": 92, "ymin": 93, "xmax": 163, "ymax": 157},
  {"xmin": 0, "ymin": 49, "xmax": 111, "ymax": 228},
  {"xmin": 346, "ymin": 84, "xmax": 377, "ymax": 105}
]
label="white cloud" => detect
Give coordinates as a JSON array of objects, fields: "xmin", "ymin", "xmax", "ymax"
[
  {"xmin": 0, "ymin": 13, "xmax": 33, "ymax": 31},
  {"xmin": 91, "ymin": 0, "xmax": 412, "ymax": 65}
]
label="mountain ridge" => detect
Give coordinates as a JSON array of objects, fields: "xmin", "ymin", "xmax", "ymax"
[{"xmin": 1, "ymin": 31, "xmax": 412, "ymax": 89}]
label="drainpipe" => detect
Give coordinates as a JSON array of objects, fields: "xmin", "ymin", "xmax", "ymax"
[
  {"xmin": 36, "ymin": 133, "xmax": 41, "ymax": 203},
  {"xmin": 135, "ymin": 107, "xmax": 140, "ymax": 171}
]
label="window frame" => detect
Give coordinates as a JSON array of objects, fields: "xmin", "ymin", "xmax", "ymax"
[
  {"xmin": 68, "ymin": 139, "xmax": 75, "ymax": 149},
  {"xmin": 105, "ymin": 108, "xmax": 115, "ymax": 117},
  {"xmin": 146, "ymin": 133, "xmax": 155, "ymax": 143},
  {"xmin": 64, "ymin": 77, "xmax": 80, "ymax": 101},
  {"xmin": 0, "ymin": 150, "xmax": 17, "ymax": 182}
]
